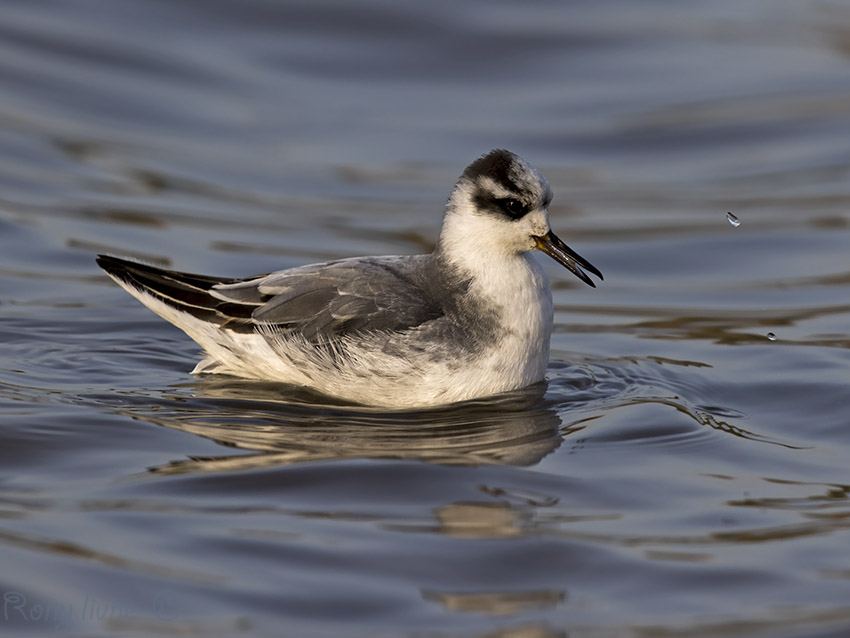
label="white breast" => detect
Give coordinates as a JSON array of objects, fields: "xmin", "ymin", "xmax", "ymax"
[{"xmin": 466, "ymin": 252, "xmax": 554, "ymax": 390}]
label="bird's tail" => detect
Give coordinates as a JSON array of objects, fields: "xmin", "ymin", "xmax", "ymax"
[{"xmin": 96, "ymin": 254, "xmax": 257, "ymax": 333}]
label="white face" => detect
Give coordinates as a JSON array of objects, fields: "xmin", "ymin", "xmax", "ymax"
[
  {"xmin": 442, "ymin": 151, "xmax": 554, "ymax": 256},
  {"xmin": 439, "ymin": 150, "xmax": 603, "ymax": 287},
  {"xmin": 474, "ymin": 176, "xmax": 552, "ymax": 247}
]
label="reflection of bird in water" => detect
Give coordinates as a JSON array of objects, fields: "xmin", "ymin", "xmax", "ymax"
[
  {"xmin": 119, "ymin": 379, "xmax": 563, "ymax": 474},
  {"xmin": 98, "ymin": 149, "xmax": 601, "ymax": 408}
]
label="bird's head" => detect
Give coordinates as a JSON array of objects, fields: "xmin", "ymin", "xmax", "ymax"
[{"xmin": 440, "ymin": 149, "xmax": 602, "ymax": 287}]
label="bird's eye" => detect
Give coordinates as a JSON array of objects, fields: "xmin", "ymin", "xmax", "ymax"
[{"xmin": 502, "ymin": 199, "xmax": 527, "ymax": 219}]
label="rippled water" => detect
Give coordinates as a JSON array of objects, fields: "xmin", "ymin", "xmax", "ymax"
[{"xmin": 2, "ymin": 1, "xmax": 850, "ymax": 636}]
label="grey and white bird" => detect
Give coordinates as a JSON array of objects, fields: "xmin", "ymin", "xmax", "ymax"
[{"xmin": 97, "ymin": 149, "xmax": 602, "ymax": 408}]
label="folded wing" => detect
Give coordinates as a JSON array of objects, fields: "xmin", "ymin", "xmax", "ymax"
[{"xmin": 98, "ymin": 254, "xmax": 441, "ymax": 343}]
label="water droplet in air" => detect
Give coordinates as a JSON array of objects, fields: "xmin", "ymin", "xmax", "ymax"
[
  {"xmin": 726, "ymin": 212, "xmax": 740, "ymax": 227},
  {"xmin": 767, "ymin": 332, "xmax": 776, "ymax": 341}
]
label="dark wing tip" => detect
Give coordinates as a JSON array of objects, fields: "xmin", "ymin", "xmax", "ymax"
[
  {"xmin": 96, "ymin": 253, "xmax": 115, "ymax": 268},
  {"xmin": 96, "ymin": 254, "xmax": 170, "ymax": 285},
  {"xmin": 95, "ymin": 254, "xmax": 258, "ymax": 331},
  {"xmin": 96, "ymin": 254, "xmax": 134, "ymax": 281}
]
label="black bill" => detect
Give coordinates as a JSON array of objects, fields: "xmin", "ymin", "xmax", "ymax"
[{"xmin": 533, "ymin": 231, "xmax": 603, "ymax": 288}]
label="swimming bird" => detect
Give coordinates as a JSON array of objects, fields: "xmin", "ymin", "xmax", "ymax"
[{"xmin": 97, "ymin": 149, "xmax": 602, "ymax": 408}]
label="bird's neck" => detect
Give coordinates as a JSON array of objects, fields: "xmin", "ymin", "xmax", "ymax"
[
  {"xmin": 430, "ymin": 214, "xmax": 554, "ymax": 387},
  {"xmin": 434, "ymin": 203, "xmax": 534, "ymax": 292},
  {"xmin": 432, "ymin": 223, "xmax": 549, "ymax": 314}
]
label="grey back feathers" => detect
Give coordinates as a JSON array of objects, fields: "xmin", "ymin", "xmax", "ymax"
[
  {"xmin": 213, "ymin": 257, "xmax": 445, "ymax": 342},
  {"xmin": 98, "ymin": 254, "xmax": 456, "ymax": 343}
]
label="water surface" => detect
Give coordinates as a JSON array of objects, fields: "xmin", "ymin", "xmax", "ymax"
[{"xmin": 1, "ymin": 1, "xmax": 850, "ymax": 636}]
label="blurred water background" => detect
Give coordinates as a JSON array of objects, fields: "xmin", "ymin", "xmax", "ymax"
[{"xmin": 1, "ymin": 0, "xmax": 850, "ymax": 636}]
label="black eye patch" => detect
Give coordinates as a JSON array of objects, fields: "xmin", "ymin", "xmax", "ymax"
[
  {"xmin": 470, "ymin": 183, "xmax": 532, "ymax": 221},
  {"xmin": 497, "ymin": 198, "xmax": 530, "ymax": 220}
]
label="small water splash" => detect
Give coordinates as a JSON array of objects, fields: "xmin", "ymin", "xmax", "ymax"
[
  {"xmin": 726, "ymin": 212, "xmax": 741, "ymax": 227},
  {"xmin": 767, "ymin": 332, "xmax": 776, "ymax": 341}
]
